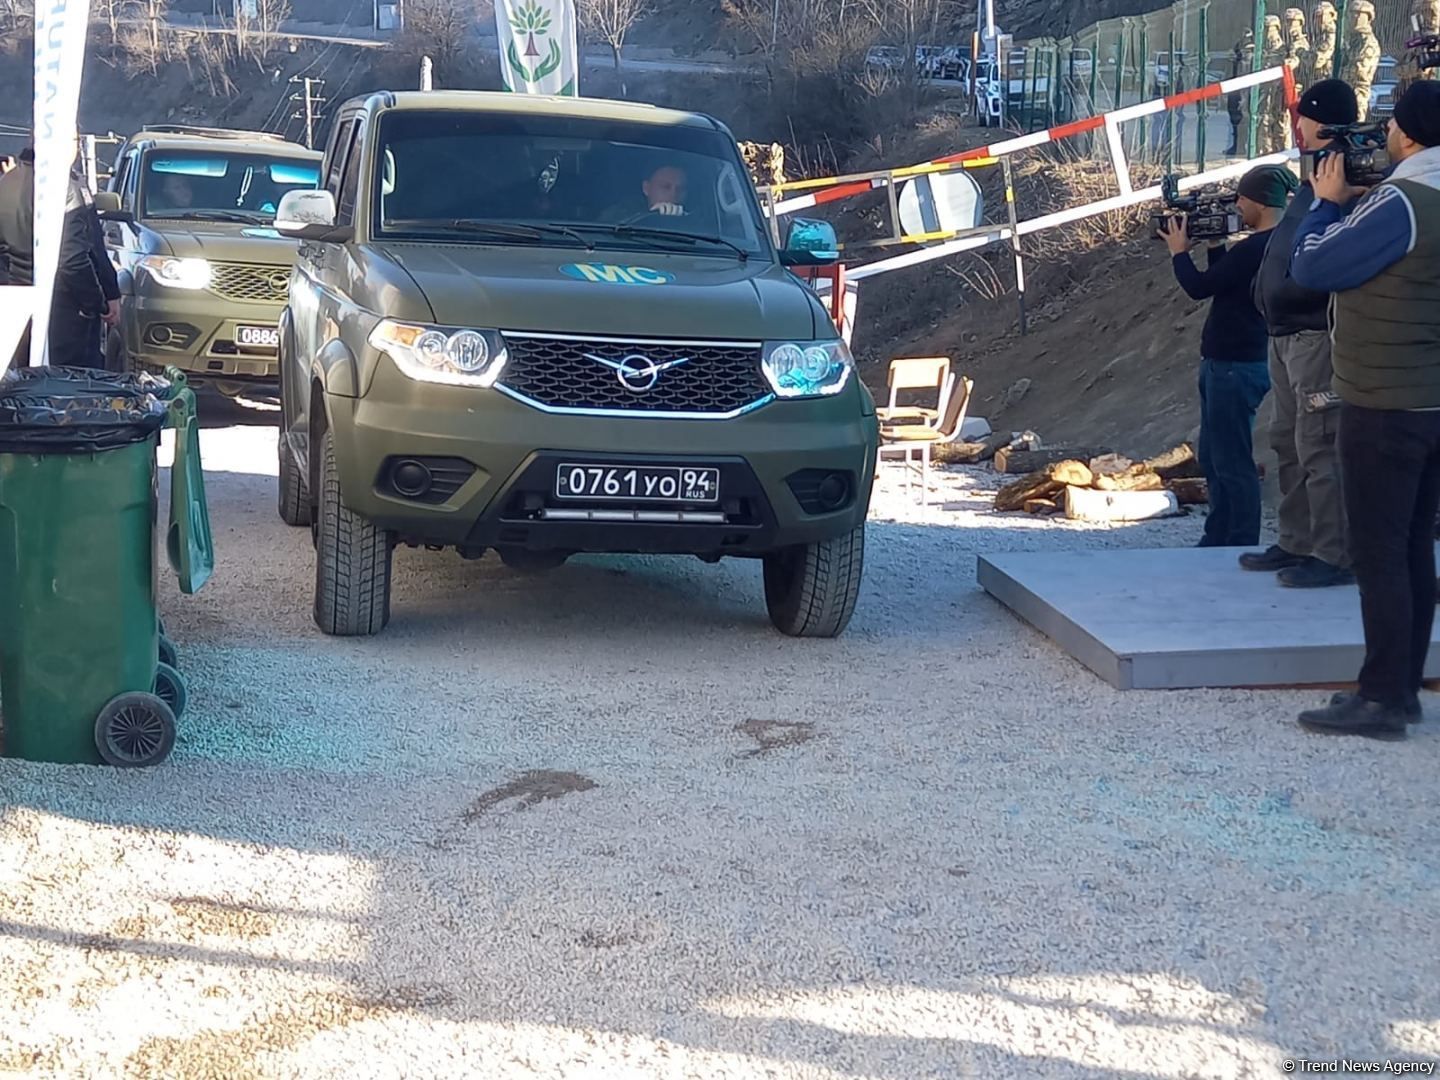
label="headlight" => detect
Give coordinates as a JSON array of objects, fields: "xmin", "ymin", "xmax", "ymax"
[
  {"xmin": 368, "ymin": 320, "xmax": 509, "ymax": 387},
  {"xmin": 761, "ymin": 339, "xmax": 854, "ymax": 399},
  {"xmin": 138, "ymin": 256, "xmax": 211, "ymax": 290}
]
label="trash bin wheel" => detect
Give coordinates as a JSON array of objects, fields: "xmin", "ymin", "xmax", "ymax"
[
  {"xmin": 95, "ymin": 692, "xmax": 177, "ymax": 768},
  {"xmin": 153, "ymin": 662, "xmax": 188, "ymax": 720},
  {"xmin": 158, "ymin": 634, "xmax": 179, "ymax": 670}
]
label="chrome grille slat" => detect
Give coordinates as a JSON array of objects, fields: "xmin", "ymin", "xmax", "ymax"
[
  {"xmin": 209, "ymin": 262, "xmax": 291, "ymax": 304},
  {"xmin": 499, "ymin": 335, "xmax": 769, "ymax": 415}
]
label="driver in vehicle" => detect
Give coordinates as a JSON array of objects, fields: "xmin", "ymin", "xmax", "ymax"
[
  {"xmin": 150, "ymin": 173, "xmax": 195, "ymax": 214},
  {"xmin": 642, "ymin": 164, "xmax": 687, "ymax": 216}
]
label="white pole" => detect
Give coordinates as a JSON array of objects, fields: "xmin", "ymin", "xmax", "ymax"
[{"xmin": 420, "ymin": 55, "xmax": 433, "ymax": 90}]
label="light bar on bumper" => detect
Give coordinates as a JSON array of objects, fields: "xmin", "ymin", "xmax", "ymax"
[
  {"xmin": 368, "ymin": 320, "xmax": 509, "ymax": 387},
  {"xmin": 761, "ymin": 339, "xmax": 855, "ymax": 399}
]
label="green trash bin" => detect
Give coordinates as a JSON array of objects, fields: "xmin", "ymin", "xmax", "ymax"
[{"xmin": 0, "ymin": 366, "xmax": 212, "ymax": 767}]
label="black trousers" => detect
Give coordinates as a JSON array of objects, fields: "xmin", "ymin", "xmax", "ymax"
[{"xmin": 1338, "ymin": 404, "xmax": 1440, "ymax": 706}]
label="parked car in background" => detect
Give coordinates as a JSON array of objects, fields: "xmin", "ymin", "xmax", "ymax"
[
  {"xmin": 1370, "ymin": 54, "xmax": 1399, "ymax": 118},
  {"xmin": 865, "ymin": 45, "xmax": 905, "ymax": 72}
]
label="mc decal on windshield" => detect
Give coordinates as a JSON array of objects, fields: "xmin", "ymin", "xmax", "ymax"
[{"xmin": 560, "ymin": 263, "xmax": 676, "ymax": 286}]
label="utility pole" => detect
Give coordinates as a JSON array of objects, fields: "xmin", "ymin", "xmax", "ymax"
[{"xmin": 289, "ymin": 76, "xmax": 325, "ymax": 149}]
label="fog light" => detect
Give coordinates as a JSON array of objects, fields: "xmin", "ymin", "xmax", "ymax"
[
  {"xmin": 392, "ymin": 460, "xmax": 433, "ymax": 498},
  {"xmin": 148, "ymin": 325, "xmax": 175, "ymax": 346},
  {"xmin": 817, "ymin": 473, "xmax": 849, "ymax": 510}
]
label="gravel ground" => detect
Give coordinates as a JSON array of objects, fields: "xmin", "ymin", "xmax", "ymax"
[{"xmin": 2, "ymin": 409, "xmax": 1438, "ymax": 1079}]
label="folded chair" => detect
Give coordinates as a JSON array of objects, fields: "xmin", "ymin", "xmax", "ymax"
[
  {"xmin": 876, "ymin": 356, "xmax": 951, "ymax": 426},
  {"xmin": 878, "ymin": 374, "xmax": 975, "ymax": 506}
]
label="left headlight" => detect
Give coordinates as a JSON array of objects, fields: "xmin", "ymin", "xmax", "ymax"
[
  {"xmin": 761, "ymin": 339, "xmax": 855, "ymax": 399},
  {"xmin": 368, "ymin": 320, "xmax": 509, "ymax": 388},
  {"xmin": 138, "ymin": 256, "xmax": 211, "ymax": 290}
]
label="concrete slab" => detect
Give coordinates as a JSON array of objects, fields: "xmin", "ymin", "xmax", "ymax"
[{"xmin": 978, "ymin": 546, "xmax": 1440, "ymax": 690}]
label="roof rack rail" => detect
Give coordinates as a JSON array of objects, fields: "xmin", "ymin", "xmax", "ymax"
[{"xmin": 139, "ymin": 124, "xmax": 289, "ymax": 143}]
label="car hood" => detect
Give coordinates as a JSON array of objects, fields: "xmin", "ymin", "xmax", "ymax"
[
  {"xmin": 150, "ymin": 222, "xmax": 303, "ymax": 266},
  {"xmin": 374, "ymin": 243, "xmax": 824, "ymax": 341}
]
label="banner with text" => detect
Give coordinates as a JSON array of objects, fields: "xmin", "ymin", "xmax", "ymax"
[{"xmin": 495, "ymin": 0, "xmax": 579, "ymax": 97}]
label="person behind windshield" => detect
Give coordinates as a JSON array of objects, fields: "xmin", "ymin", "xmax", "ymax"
[
  {"xmin": 149, "ymin": 173, "xmax": 195, "ymax": 215},
  {"xmin": 641, "ymin": 164, "xmax": 687, "ymax": 217}
]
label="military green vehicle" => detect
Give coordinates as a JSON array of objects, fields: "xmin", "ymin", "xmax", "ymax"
[
  {"xmin": 274, "ymin": 91, "xmax": 877, "ymax": 639},
  {"xmin": 98, "ymin": 125, "xmax": 322, "ymax": 396}
]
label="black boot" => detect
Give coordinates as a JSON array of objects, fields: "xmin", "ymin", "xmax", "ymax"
[
  {"xmin": 1299, "ymin": 696, "xmax": 1409, "ymax": 740},
  {"xmin": 1277, "ymin": 557, "xmax": 1355, "ymax": 588},
  {"xmin": 1238, "ymin": 545, "xmax": 1307, "ymax": 572},
  {"xmin": 1330, "ymin": 691, "xmax": 1422, "ymax": 723}
]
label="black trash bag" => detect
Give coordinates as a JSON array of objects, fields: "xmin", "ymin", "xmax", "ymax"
[{"xmin": 0, "ymin": 366, "xmax": 172, "ymax": 454}]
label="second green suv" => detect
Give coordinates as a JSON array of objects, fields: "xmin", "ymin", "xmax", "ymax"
[
  {"xmin": 276, "ymin": 91, "xmax": 877, "ymax": 638},
  {"xmin": 100, "ymin": 125, "xmax": 322, "ymax": 396}
]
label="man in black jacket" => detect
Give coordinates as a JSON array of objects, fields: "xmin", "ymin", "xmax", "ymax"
[
  {"xmin": 0, "ymin": 147, "xmax": 110, "ymax": 367},
  {"xmin": 1244, "ymin": 79, "xmax": 1358, "ymax": 589}
]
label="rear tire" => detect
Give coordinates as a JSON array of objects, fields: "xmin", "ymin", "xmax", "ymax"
[
  {"xmin": 278, "ymin": 430, "xmax": 311, "ymax": 527},
  {"xmin": 763, "ymin": 524, "xmax": 865, "ymax": 638},
  {"xmin": 313, "ymin": 428, "xmax": 393, "ymax": 637}
]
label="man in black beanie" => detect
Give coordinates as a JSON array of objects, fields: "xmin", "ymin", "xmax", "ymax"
[
  {"xmin": 1289, "ymin": 81, "xmax": 1440, "ymax": 738},
  {"xmin": 1244, "ymin": 78, "xmax": 1360, "ymax": 589}
]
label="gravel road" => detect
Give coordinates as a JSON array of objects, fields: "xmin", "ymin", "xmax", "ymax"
[{"xmin": 2, "ymin": 409, "xmax": 1438, "ymax": 1079}]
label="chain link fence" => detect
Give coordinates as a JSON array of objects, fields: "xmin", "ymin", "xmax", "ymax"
[{"xmin": 1002, "ymin": 0, "xmax": 1435, "ymax": 170}]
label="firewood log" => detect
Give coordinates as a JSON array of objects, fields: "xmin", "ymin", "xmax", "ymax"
[
  {"xmin": 994, "ymin": 446, "xmax": 1112, "ymax": 475},
  {"xmin": 995, "ymin": 461, "xmax": 1093, "ymax": 511}
]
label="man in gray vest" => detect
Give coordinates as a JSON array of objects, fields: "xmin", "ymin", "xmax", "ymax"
[{"xmin": 1289, "ymin": 81, "xmax": 1440, "ymax": 739}]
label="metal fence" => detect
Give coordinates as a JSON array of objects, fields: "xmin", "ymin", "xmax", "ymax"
[{"xmin": 1003, "ymin": 0, "xmax": 1431, "ymax": 169}]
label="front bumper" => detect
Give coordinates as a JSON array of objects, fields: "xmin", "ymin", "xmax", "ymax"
[
  {"xmin": 327, "ymin": 360, "xmax": 879, "ymax": 556},
  {"xmin": 124, "ymin": 291, "xmax": 283, "ymax": 383}
]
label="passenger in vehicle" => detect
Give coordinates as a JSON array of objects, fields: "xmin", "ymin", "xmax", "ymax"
[{"xmin": 149, "ymin": 173, "xmax": 195, "ymax": 214}]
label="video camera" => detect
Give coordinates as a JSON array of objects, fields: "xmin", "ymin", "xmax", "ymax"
[
  {"xmin": 1405, "ymin": 30, "xmax": 1440, "ymax": 72},
  {"xmin": 1314, "ymin": 121, "xmax": 1392, "ymax": 187},
  {"xmin": 1150, "ymin": 174, "xmax": 1244, "ymax": 241}
]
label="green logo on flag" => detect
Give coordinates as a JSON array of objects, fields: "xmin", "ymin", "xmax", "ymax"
[{"xmin": 507, "ymin": 0, "xmax": 563, "ymax": 85}]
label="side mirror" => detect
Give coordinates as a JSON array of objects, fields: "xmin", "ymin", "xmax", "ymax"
[
  {"xmin": 779, "ymin": 217, "xmax": 841, "ymax": 267},
  {"xmin": 94, "ymin": 191, "xmax": 133, "ymax": 223},
  {"xmin": 274, "ymin": 189, "xmax": 350, "ymax": 242}
]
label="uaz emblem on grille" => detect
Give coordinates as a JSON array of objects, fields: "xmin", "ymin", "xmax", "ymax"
[{"xmin": 583, "ymin": 352, "xmax": 690, "ymax": 394}]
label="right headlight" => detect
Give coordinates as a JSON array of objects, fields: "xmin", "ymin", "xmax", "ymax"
[
  {"xmin": 761, "ymin": 339, "xmax": 855, "ymax": 399},
  {"xmin": 368, "ymin": 319, "xmax": 509, "ymax": 388}
]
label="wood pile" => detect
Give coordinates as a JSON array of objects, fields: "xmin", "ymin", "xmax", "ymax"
[{"xmin": 994, "ymin": 444, "xmax": 1208, "ymax": 519}]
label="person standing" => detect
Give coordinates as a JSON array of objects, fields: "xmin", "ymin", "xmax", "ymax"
[
  {"xmin": 1343, "ymin": 0, "xmax": 1382, "ymax": 121},
  {"xmin": 1227, "ymin": 30, "xmax": 1256, "ymax": 156},
  {"xmin": 1161, "ymin": 165, "xmax": 1296, "ymax": 549},
  {"xmin": 1311, "ymin": 2, "xmax": 1338, "ymax": 85},
  {"xmin": 1258, "ymin": 17, "xmax": 1292, "ymax": 155},
  {"xmin": 1245, "ymin": 80, "xmax": 1358, "ymax": 588},
  {"xmin": 1290, "ymin": 82, "xmax": 1440, "ymax": 739}
]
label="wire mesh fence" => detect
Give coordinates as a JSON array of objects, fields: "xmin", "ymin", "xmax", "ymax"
[{"xmin": 1001, "ymin": 0, "xmax": 1437, "ymax": 170}]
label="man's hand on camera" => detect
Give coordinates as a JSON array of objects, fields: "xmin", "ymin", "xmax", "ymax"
[
  {"xmin": 1159, "ymin": 215, "xmax": 1190, "ymax": 255},
  {"xmin": 1314, "ymin": 152, "xmax": 1365, "ymax": 205}
]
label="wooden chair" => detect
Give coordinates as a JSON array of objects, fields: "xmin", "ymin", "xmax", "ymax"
[
  {"xmin": 876, "ymin": 356, "xmax": 951, "ymax": 427},
  {"xmin": 878, "ymin": 374, "xmax": 975, "ymax": 505}
]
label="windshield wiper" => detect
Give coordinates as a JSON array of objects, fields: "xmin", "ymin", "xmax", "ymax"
[
  {"xmin": 387, "ymin": 219, "xmax": 595, "ymax": 250},
  {"xmin": 603, "ymin": 224, "xmax": 750, "ymax": 262},
  {"xmin": 159, "ymin": 210, "xmax": 266, "ymax": 224}
]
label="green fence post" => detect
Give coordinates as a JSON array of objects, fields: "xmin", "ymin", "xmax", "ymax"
[
  {"xmin": 1116, "ymin": 29, "xmax": 1128, "ymax": 113},
  {"xmin": 1198, "ymin": 5, "xmax": 1209, "ymax": 170},
  {"xmin": 1138, "ymin": 24, "xmax": 1150, "ymax": 156},
  {"xmin": 1167, "ymin": 29, "xmax": 1177, "ymax": 172},
  {"xmin": 1089, "ymin": 36, "xmax": 1100, "ymax": 115},
  {"xmin": 1332, "ymin": 0, "xmax": 1348, "ymax": 77},
  {"xmin": 1030, "ymin": 47, "xmax": 1041, "ymax": 131},
  {"xmin": 1053, "ymin": 47, "xmax": 1063, "ymax": 125},
  {"xmin": 1249, "ymin": 0, "xmax": 1265, "ymax": 157}
]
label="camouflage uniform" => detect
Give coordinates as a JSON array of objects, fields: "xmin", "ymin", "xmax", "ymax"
[
  {"xmin": 1343, "ymin": 0, "xmax": 1381, "ymax": 121},
  {"xmin": 1259, "ymin": 16, "xmax": 1292, "ymax": 154},
  {"xmin": 1396, "ymin": 0, "xmax": 1440, "ymax": 96},
  {"xmin": 1311, "ymin": 2, "xmax": 1338, "ymax": 84}
]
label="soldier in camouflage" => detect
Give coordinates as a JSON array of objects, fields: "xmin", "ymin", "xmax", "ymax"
[
  {"xmin": 1259, "ymin": 15, "xmax": 1292, "ymax": 153},
  {"xmin": 1312, "ymin": 1, "xmax": 1338, "ymax": 83},
  {"xmin": 1396, "ymin": 0, "xmax": 1440, "ymax": 96},
  {"xmin": 1343, "ymin": 0, "xmax": 1382, "ymax": 120},
  {"xmin": 1228, "ymin": 28, "xmax": 1256, "ymax": 154}
]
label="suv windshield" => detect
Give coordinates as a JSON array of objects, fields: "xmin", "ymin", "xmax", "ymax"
[
  {"xmin": 142, "ymin": 150, "xmax": 321, "ymax": 222},
  {"xmin": 373, "ymin": 111, "xmax": 772, "ymax": 259}
]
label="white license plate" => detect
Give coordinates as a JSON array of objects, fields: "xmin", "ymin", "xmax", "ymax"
[
  {"xmin": 555, "ymin": 464, "xmax": 720, "ymax": 504},
  {"xmin": 235, "ymin": 325, "xmax": 280, "ymax": 349}
]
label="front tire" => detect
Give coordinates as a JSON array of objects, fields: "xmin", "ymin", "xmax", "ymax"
[
  {"xmin": 313, "ymin": 428, "xmax": 393, "ymax": 637},
  {"xmin": 278, "ymin": 429, "xmax": 311, "ymax": 527},
  {"xmin": 763, "ymin": 524, "xmax": 865, "ymax": 638}
]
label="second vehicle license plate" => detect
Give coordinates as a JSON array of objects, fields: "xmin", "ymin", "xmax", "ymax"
[
  {"xmin": 236, "ymin": 325, "xmax": 280, "ymax": 349},
  {"xmin": 555, "ymin": 464, "xmax": 720, "ymax": 503}
]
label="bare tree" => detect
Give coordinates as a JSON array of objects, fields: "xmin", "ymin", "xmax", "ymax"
[
  {"xmin": 578, "ymin": 0, "xmax": 652, "ymax": 93},
  {"xmin": 233, "ymin": 0, "xmax": 291, "ymax": 70},
  {"xmin": 0, "ymin": 0, "xmax": 34, "ymax": 38},
  {"xmin": 394, "ymin": 0, "xmax": 487, "ymax": 84},
  {"xmin": 92, "ymin": 0, "xmax": 132, "ymax": 47}
]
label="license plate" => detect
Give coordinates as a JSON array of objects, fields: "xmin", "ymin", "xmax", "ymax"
[
  {"xmin": 235, "ymin": 325, "xmax": 280, "ymax": 349},
  {"xmin": 555, "ymin": 464, "xmax": 720, "ymax": 503}
]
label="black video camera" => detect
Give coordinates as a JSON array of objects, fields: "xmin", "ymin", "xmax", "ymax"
[
  {"xmin": 1150, "ymin": 174, "xmax": 1244, "ymax": 241},
  {"xmin": 1406, "ymin": 31, "xmax": 1440, "ymax": 72},
  {"xmin": 1314, "ymin": 121, "xmax": 1391, "ymax": 187}
]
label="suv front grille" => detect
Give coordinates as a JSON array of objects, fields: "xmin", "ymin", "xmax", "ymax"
[
  {"xmin": 209, "ymin": 262, "xmax": 291, "ymax": 304},
  {"xmin": 499, "ymin": 334, "xmax": 771, "ymax": 417}
]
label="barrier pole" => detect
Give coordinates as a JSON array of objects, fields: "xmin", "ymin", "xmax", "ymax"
[{"xmin": 1003, "ymin": 156, "xmax": 1027, "ymax": 335}]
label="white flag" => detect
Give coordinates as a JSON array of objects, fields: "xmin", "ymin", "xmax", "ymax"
[
  {"xmin": 27, "ymin": 0, "xmax": 92, "ymax": 371},
  {"xmin": 495, "ymin": 0, "xmax": 580, "ymax": 97}
]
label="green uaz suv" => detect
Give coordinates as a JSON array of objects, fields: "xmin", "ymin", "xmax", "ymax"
[{"xmin": 275, "ymin": 91, "xmax": 878, "ymax": 638}]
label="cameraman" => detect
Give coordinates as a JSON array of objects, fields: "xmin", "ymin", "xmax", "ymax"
[
  {"xmin": 1160, "ymin": 165, "xmax": 1296, "ymax": 549},
  {"xmin": 1290, "ymin": 81, "xmax": 1440, "ymax": 739},
  {"xmin": 1246, "ymin": 79, "xmax": 1359, "ymax": 589}
]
